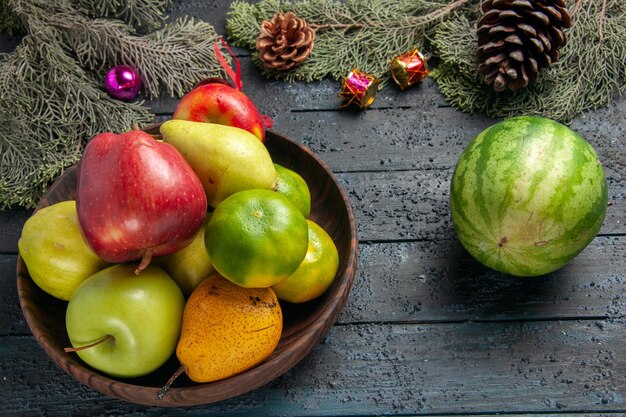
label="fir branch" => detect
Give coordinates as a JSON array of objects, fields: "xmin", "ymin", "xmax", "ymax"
[
  {"xmin": 306, "ymin": 0, "xmax": 471, "ymax": 31},
  {"xmin": 0, "ymin": 33, "xmax": 153, "ymax": 209},
  {"xmin": 0, "ymin": 0, "xmax": 226, "ymax": 209},
  {"xmin": 571, "ymin": 0, "xmax": 583, "ymax": 16},
  {"xmin": 74, "ymin": 0, "xmax": 172, "ymax": 32},
  {"xmin": 0, "ymin": 0, "xmax": 23, "ymax": 34},
  {"xmin": 48, "ymin": 14, "xmax": 224, "ymax": 98},
  {"xmin": 228, "ymin": 0, "xmax": 625, "ymax": 124},
  {"xmin": 227, "ymin": 0, "xmax": 472, "ymax": 82},
  {"xmin": 430, "ymin": 0, "xmax": 626, "ymax": 124}
]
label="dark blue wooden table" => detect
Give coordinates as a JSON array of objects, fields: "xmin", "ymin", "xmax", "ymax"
[{"xmin": 1, "ymin": 1, "xmax": 625, "ymax": 415}]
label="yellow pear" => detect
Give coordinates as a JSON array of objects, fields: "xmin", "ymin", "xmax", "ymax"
[
  {"xmin": 18, "ymin": 200, "xmax": 109, "ymax": 300},
  {"xmin": 160, "ymin": 119, "xmax": 277, "ymax": 208},
  {"xmin": 174, "ymin": 274, "xmax": 282, "ymax": 384},
  {"xmin": 156, "ymin": 216, "xmax": 215, "ymax": 297}
]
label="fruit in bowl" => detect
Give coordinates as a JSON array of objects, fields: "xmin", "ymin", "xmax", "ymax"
[
  {"xmin": 160, "ymin": 120, "xmax": 277, "ymax": 208},
  {"xmin": 274, "ymin": 163, "xmax": 311, "ymax": 217},
  {"xmin": 76, "ymin": 129, "xmax": 207, "ymax": 273},
  {"xmin": 65, "ymin": 263, "xmax": 185, "ymax": 378},
  {"xmin": 173, "ymin": 80, "xmax": 268, "ymax": 142},
  {"xmin": 156, "ymin": 216, "xmax": 216, "ymax": 297},
  {"xmin": 18, "ymin": 200, "xmax": 110, "ymax": 300},
  {"xmin": 205, "ymin": 189, "xmax": 309, "ymax": 288},
  {"xmin": 273, "ymin": 219, "xmax": 339, "ymax": 304},
  {"xmin": 17, "ymin": 84, "xmax": 357, "ymax": 406},
  {"xmin": 159, "ymin": 273, "xmax": 282, "ymax": 396}
]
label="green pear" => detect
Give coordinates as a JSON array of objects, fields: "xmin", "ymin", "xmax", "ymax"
[
  {"xmin": 157, "ymin": 216, "xmax": 215, "ymax": 297},
  {"xmin": 160, "ymin": 119, "xmax": 277, "ymax": 208},
  {"xmin": 18, "ymin": 200, "xmax": 109, "ymax": 300}
]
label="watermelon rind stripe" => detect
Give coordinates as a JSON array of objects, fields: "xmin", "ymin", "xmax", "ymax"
[{"xmin": 450, "ymin": 116, "xmax": 608, "ymax": 277}]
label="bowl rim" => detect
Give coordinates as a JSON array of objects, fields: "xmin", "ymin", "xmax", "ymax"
[{"xmin": 17, "ymin": 128, "xmax": 358, "ymax": 406}]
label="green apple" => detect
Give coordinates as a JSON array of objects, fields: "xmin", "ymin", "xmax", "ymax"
[
  {"xmin": 65, "ymin": 263, "xmax": 185, "ymax": 378},
  {"xmin": 18, "ymin": 200, "xmax": 110, "ymax": 300},
  {"xmin": 157, "ymin": 216, "xmax": 215, "ymax": 297}
]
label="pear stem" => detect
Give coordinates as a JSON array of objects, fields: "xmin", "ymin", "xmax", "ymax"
[
  {"xmin": 156, "ymin": 365, "xmax": 186, "ymax": 400},
  {"xmin": 64, "ymin": 334, "xmax": 113, "ymax": 353},
  {"xmin": 135, "ymin": 248, "xmax": 153, "ymax": 275}
]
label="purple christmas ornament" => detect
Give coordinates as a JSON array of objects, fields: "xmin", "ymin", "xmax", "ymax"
[{"xmin": 104, "ymin": 65, "xmax": 142, "ymax": 101}]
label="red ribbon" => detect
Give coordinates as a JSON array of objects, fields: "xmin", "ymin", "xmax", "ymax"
[
  {"xmin": 213, "ymin": 38, "xmax": 243, "ymax": 91},
  {"xmin": 213, "ymin": 37, "xmax": 274, "ymax": 130},
  {"xmin": 261, "ymin": 115, "xmax": 274, "ymax": 129}
]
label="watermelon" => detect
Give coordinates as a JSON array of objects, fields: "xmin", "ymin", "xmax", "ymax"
[{"xmin": 450, "ymin": 116, "xmax": 608, "ymax": 276}]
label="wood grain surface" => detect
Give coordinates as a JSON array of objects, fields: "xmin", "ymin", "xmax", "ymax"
[{"xmin": 1, "ymin": 0, "xmax": 625, "ymax": 415}]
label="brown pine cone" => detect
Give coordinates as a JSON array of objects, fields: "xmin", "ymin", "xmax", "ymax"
[
  {"xmin": 477, "ymin": 0, "xmax": 572, "ymax": 92},
  {"xmin": 256, "ymin": 12, "xmax": 315, "ymax": 71}
]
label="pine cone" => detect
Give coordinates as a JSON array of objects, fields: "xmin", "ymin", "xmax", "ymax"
[
  {"xmin": 476, "ymin": 0, "xmax": 572, "ymax": 92},
  {"xmin": 256, "ymin": 12, "xmax": 315, "ymax": 71}
]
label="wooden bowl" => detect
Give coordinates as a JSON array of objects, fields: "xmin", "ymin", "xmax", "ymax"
[{"xmin": 16, "ymin": 128, "xmax": 358, "ymax": 406}]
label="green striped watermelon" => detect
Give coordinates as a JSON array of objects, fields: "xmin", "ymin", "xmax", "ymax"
[{"xmin": 450, "ymin": 116, "xmax": 608, "ymax": 276}]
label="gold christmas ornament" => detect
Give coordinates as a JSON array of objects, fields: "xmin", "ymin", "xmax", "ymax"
[
  {"xmin": 338, "ymin": 68, "xmax": 381, "ymax": 109},
  {"xmin": 389, "ymin": 48, "xmax": 429, "ymax": 90},
  {"xmin": 256, "ymin": 12, "xmax": 315, "ymax": 71}
]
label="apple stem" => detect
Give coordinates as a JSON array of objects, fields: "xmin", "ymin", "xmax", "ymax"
[
  {"xmin": 64, "ymin": 334, "xmax": 113, "ymax": 353},
  {"xmin": 135, "ymin": 249, "xmax": 153, "ymax": 274},
  {"xmin": 156, "ymin": 365, "xmax": 186, "ymax": 401}
]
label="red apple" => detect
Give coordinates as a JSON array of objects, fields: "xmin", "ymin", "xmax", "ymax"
[
  {"xmin": 76, "ymin": 130, "xmax": 207, "ymax": 273},
  {"xmin": 172, "ymin": 80, "xmax": 268, "ymax": 142}
]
